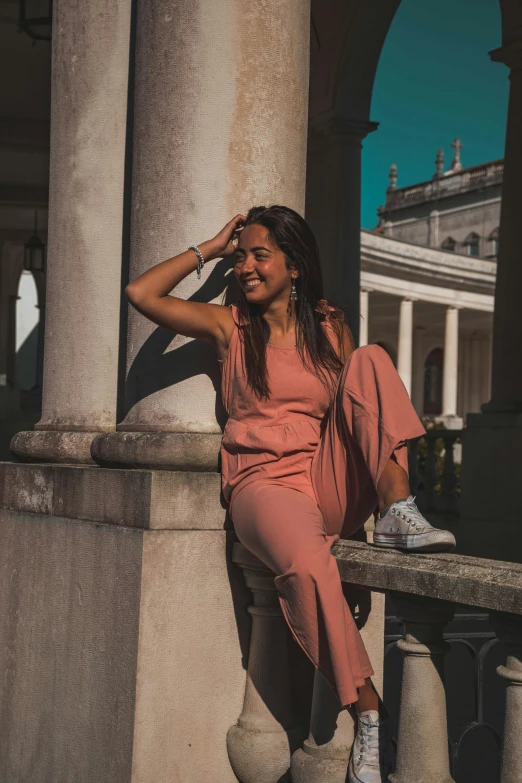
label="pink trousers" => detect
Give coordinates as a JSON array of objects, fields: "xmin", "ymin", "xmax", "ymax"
[{"xmin": 231, "ymin": 345, "xmax": 426, "ymax": 707}]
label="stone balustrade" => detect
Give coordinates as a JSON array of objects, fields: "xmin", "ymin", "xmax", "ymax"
[{"xmin": 231, "ymin": 539, "xmax": 522, "ymax": 783}]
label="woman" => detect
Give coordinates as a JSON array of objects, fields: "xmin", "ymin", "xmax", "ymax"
[{"xmin": 126, "ymin": 205, "xmax": 455, "ymax": 783}]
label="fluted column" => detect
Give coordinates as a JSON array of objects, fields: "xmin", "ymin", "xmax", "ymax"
[
  {"xmin": 359, "ymin": 289, "xmax": 370, "ymax": 347},
  {"xmin": 91, "ymin": 0, "xmax": 311, "ymax": 469},
  {"xmin": 10, "ymin": 0, "xmax": 132, "ymax": 465},
  {"xmin": 389, "ymin": 593, "xmax": 455, "ymax": 783},
  {"xmin": 490, "ymin": 612, "xmax": 522, "ymax": 783},
  {"xmin": 227, "ymin": 560, "xmax": 300, "ymax": 783},
  {"xmin": 397, "ymin": 299, "xmax": 413, "ymax": 396},
  {"xmin": 442, "ymin": 306, "xmax": 459, "ymax": 418}
]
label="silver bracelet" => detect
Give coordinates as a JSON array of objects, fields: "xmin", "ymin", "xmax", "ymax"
[{"xmin": 189, "ymin": 245, "xmax": 205, "ymax": 279}]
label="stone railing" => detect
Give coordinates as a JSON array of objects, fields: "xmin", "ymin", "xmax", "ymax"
[
  {"xmin": 229, "ymin": 540, "xmax": 522, "ymax": 783},
  {"xmin": 408, "ymin": 429, "xmax": 462, "ymax": 516},
  {"xmin": 381, "ymin": 160, "xmax": 504, "ymax": 212}
]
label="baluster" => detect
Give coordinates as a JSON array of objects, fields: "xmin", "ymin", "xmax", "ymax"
[
  {"xmin": 489, "ymin": 612, "xmax": 522, "ymax": 783},
  {"xmin": 423, "ymin": 436, "xmax": 438, "ymax": 513},
  {"xmin": 227, "ymin": 553, "xmax": 301, "ymax": 783},
  {"xmin": 291, "ymin": 590, "xmax": 385, "ymax": 783},
  {"xmin": 389, "ymin": 592, "xmax": 455, "ymax": 783},
  {"xmin": 291, "ymin": 670, "xmax": 355, "ymax": 783}
]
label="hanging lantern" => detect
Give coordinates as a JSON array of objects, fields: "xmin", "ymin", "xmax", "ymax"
[
  {"xmin": 24, "ymin": 211, "xmax": 46, "ymax": 272},
  {"xmin": 18, "ymin": 0, "xmax": 52, "ymax": 42}
]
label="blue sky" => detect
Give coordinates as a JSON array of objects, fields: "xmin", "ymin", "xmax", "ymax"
[{"xmin": 361, "ymin": 0, "xmax": 509, "ymax": 228}]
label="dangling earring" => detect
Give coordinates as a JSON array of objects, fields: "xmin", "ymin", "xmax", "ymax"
[{"xmin": 288, "ymin": 279, "xmax": 298, "ymax": 314}]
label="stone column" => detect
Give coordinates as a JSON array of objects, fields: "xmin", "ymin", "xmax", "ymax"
[
  {"xmin": 397, "ymin": 298, "xmax": 413, "ymax": 396},
  {"xmin": 10, "ymin": 0, "xmax": 132, "ymax": 465},
  {"xmin": 441, "ymin": 306, "xmax": 459, "ymax": 422},
  {"xmin": 489, "ymin": 612, "xmax": 522, "ymax": 783},
  {"xmin": 359, "ymin": 289, "xmax": 370, "ymax": 347},
  {"xmin": 412, "ymin": 326, "xmax": 426, "ymax": 416},
  {"xmin": 92, "ymin": 0, "xmax": 311, "ymax": 470},
  {"xmin": 460, "ymin": 28, "xmax": 522, "ymax": 558},
  {"xmin": 389, "ymin": 593, "xmax": 455, "ymax": 783},
  {"xmin": 228, "ymin": 555, "xmax": 300, "ymax": 783},
  {"xmin": 489, "ymin": 40, "xmax": 522, "ymax": 408},
  {"xmin": 306, "ymin": 119, "xmax": 378, "ymax": 345}
]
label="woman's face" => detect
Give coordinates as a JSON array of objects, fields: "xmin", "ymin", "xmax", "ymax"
[{"xmin": 234, "ymin": 223, "xmax": 296, "ymax": 307}]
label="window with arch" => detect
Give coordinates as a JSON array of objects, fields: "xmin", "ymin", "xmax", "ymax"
[
  {"xmin": 424, "ymin": 347, "xmax": 443, "ymax": 415},
  {"xmin": 487, "ymin": 227, "xmax": 499, "ymax": 259},
  {"xmin": 441, "ymin": 236, "xmax": 457, "ymax": 253},
  {"xmin": 462, "ymin": 232, "xmax": 480, "ymax": 257}
]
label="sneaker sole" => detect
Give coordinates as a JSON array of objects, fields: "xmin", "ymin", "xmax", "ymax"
[{"xmin": 373, "ymin": 531, "xmax": 456, "ymax": 552}]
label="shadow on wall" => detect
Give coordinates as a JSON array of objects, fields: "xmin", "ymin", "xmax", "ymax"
[{"xmin": 124, "ymin": 256, "xmax": 242, "ymax": 430}]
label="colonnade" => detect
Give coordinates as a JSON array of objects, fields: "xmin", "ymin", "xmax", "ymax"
[
  {"xmin": 360, "ymin": 289, "xmax": 463, "ymax": 420},
  {"xmin": 11, "ymin": 0, "xmax": 312, "ymax": 469}
]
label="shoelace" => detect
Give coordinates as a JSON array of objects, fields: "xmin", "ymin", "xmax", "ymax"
[
  {"xmin": 390, "ymin": 497, "xmax": 428, "ymax": 532},
  {"xmin": 355, "ymin": 720, "xmax": 380, "ymax": 768}
]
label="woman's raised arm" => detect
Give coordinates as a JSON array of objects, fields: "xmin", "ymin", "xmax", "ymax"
[{"xmin": 125, "ymin": 214, "xmax": 245, "ymax": 355}]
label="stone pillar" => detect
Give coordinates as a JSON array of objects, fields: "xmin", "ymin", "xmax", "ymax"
[
  {"xmin": 489, "ymin": 40, "xmax": 522, "ymax": 408},
  {"xmin": 92, "ymin": 0, "xmax": 311, "ymax": 469},
  {"xmin": 397, "ymin": 299, "xmax": 413, "ymax": 396},
  {"xmin": 441, "ymin": 306, "xmax": 461, "ymax": 426},
  {"xmin": 227, "ymin": 556, "xmax": 300, "ymax": 783},
  {"xmin": 490, "ymin": 612, "xmax": 522, "ymax": 783},
  {"xmin": 10, "ymin": 0, "xmax": 132, "ymax": 465},
  {"xmin": 306, "ymin": 119, "xmax": 378, "ymax": 345},
  {"xmin": 389, "ymin": 593, "xmax": 455, "ymax": 783},
  {"xmin": 459, "ymin": 27, "xmax": 522, "ymax": 561},
  {"xmin": 359, "ymin": 289, "xmax": 370, "ymax": 347},
  {"xmin": 412, "ymin": 326, "xmax": 426, "ymax": 416}
]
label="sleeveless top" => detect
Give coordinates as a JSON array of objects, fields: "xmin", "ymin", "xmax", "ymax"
[{"xmin": 219, "ymin": 304, "xmax": 338, "ymax": 505}]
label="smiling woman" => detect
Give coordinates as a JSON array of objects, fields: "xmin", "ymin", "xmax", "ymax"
[{"xmin": 125, "ymin": 203, "xmax": 455, "ymax": 783}]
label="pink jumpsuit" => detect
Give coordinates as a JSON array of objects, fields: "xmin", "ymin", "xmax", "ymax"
[{"xmin": 219, "ymin": 305, "xmax": 425, "ymax": 707}]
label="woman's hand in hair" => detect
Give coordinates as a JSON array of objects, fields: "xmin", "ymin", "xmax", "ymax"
[
  {"xmin": 124, "ymin": 215, "xmax": 246, "ymax": 357},
  {"xmin": 208, "ymin": 214, "xmax": 246, "ymax": 258}
]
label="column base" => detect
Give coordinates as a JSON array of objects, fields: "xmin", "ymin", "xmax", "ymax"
[
  {"xmin": 10, "ymin": 430, "xmax": 99, "ymax": 465},
  {"xmin": 459, "ymin": 408, "xmax": 522, "ymax": 561},
  {"xmin": 91, "ymin": 431, "xmax": 222, "ymax": 471}
]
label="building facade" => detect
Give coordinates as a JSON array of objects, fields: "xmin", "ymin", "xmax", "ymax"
[{"xmin": 361, "ymin": 145, "xmax": 499, "ymax": 426}]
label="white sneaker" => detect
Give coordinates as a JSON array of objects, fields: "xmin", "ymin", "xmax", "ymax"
[
  {"xmin": 347, "ymin": 711, "xmax": 383, "ymax": 783},
  {"xmin": 373, "ymin": 496, "xmax": 456, "ymax": 553}
]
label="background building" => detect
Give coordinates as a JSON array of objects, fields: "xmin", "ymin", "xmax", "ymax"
[{"xmin": 361, "ymin": 143, "xmax": 498, "ymax": 426}]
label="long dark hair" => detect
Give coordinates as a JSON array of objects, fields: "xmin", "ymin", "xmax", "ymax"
[{"xmin": 235, "ymin": 205, "xmax": 346, "ymax": 400}]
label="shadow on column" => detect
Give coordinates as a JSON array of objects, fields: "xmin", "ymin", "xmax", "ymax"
[{"xmin": 123, "ymin": 258, "xmax": 241, "ymax": 429}]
